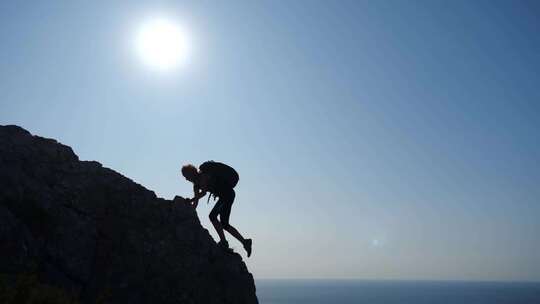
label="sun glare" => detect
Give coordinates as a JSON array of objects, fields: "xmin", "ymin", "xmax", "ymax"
[{"xmin": 136, "ymin": 18, "xmax": 189, "ymax": 70}]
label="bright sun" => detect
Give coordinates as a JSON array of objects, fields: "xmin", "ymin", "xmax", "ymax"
[{"xmin": 136, "ymin": 18, "xmax": 189, "ymax": 70}]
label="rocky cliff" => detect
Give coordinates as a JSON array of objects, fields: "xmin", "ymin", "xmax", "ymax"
[{"xmin": 0, "ymin": 125, "xmax": 258, "ymax": 304}]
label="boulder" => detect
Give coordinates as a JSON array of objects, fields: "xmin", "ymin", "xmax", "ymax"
[{"xmin": 0, "ymin": 125, "xmax": 258, "ymax": 304}]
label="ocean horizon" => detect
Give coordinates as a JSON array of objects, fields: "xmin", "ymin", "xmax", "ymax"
[{"xmin": 255, "ymin": 279, "xmax": 540, "ymax": 304}]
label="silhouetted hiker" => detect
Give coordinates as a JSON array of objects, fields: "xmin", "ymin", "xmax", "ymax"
[{"xmin": 181, "ymin": 161, "xmax": 252, "ymax": 257}]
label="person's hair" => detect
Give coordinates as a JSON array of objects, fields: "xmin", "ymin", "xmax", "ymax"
[{"xmin": 181, "ymin": 164, "xmax": 198, "ymax": 181}]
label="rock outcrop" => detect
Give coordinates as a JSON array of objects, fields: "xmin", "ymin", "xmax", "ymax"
[{"xmin": 0, "ymin": 125, "xmax": 258, "ymax": 304}]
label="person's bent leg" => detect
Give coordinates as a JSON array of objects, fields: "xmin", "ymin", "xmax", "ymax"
[
  {"xmin": 209, "ymin": 202, "xmax": 226, "ymax": 243},
  {"xmin": 220, "ymin": 188, "xmax": 251, "ymax": 257},
  {"xmin": 219, "ymin": 189, "xmax": 245, "ymax": 244},
  {"xmin": 211, "ymin": 220, "xmax": 226, "ymax": 243}
]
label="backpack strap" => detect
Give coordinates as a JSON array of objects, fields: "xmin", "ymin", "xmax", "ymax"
[{"xmin": 207, "ymin": 192, "xmax": 217, "ymax": 204}]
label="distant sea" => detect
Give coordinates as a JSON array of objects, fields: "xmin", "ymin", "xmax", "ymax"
[{"xmin": 255, "ymin": 279, "xmax": 540, "ymax": 304}]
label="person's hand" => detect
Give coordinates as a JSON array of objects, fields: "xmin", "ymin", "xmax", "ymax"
[{"xmin": 188, "ymin": 197, "xmax": 199, "ymax": 209}]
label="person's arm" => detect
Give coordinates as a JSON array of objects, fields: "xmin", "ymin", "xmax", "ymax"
[
  {"xmin": 194, "ymin": 184, "xmax": 207, "ymax": 198},
  {"xmin": 191, "ymin": 184, "xmax": 207, "ymax": 208}
]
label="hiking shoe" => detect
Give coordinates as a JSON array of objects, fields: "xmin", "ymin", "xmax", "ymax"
[
  {"xmin": 218, "ymin": 240, "xmax": 233, "ymax": 253},
  {"xmin": 243, "ymin": 239, "xmax": 252, "ymax": 258},
  {"xmin": 218, "ymin": 240, "xmax": 229, "ymax": 249}
]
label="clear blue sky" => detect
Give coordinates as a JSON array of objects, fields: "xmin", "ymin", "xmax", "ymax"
[{"xmin": 1, "ymin": 0, "xmax": 539, "ymax": 281}]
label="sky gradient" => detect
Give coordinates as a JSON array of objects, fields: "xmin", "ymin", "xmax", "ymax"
[{"xmin": 1, "ymin": 0, "xmax": 539, "ymax": 281}]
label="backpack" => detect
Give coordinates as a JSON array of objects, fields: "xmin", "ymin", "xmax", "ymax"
[{"xmin": 199, "ymin": 161, "xmax": 239, "ymax": 190}]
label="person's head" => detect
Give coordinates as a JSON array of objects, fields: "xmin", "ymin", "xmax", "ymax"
[{"xmin": 181, "ymin": 164, "xmax": 198, "ymax": 183}]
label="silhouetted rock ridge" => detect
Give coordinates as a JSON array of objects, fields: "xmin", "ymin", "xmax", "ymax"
[{"xmin": 0, "ymin": 125, "xmax": 258, "ymax": 304}]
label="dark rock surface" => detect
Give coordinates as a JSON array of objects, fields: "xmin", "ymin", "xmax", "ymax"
[{"xmin": 0, "ymin": 125, "xmax": 258, "ymax": 304}]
